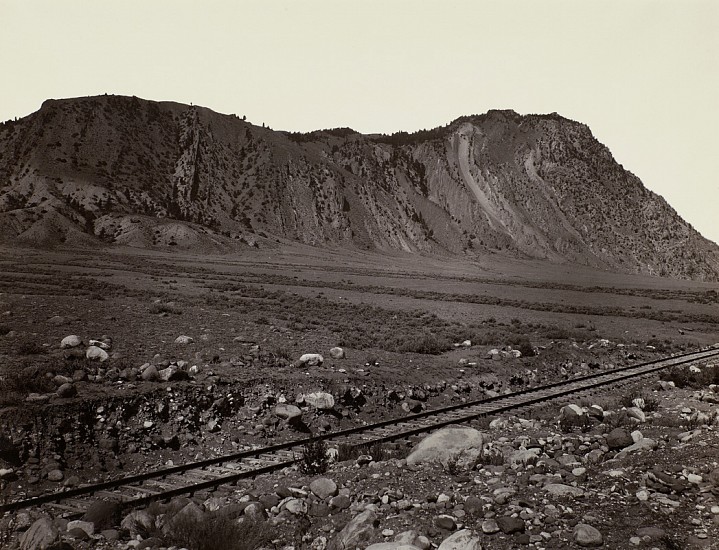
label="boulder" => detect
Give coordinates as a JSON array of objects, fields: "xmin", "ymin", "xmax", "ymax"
[
  {"xmin": 497, "ymin": 516, "xmax": 525, "ymax": 534},
  {"xmin": 298, "ymin": 353, "xmax": 324, "ymax": 367},
  {"xmin": 560, "ymin": 404, "xmax": 584, "ymax": 420},
  {"xmin": 19, "ymin": 517, "xmax": 59, "ymax": 550},
  {"xmin": 285, "ymin": 498, "xmax": 308, "ymax": 515},
  {"xmin": 304, "ymin": 392, "xmax": 335, "ymax": 410},
  {"xmin": 626, "ymin": 406, "xmax": 646, "ymax": 423},
  {"xmin": 56, "ymin": 383, "xmax": 77, "ymax": 398},
  {"xmin": 328, "ymin": 509, "xmax": 378, "ymax": 550},
  {"xmin": 605, "ymin": 428, "xmax": 633, "ymax": 450},
  {"xmin": 574, "ymin": 523, "xmax": 603, "ymax": 547},
  {"xmin": 121, "ymin": 509, "xmax": 154, "ymax": 537},
  {"xmin": 274, "ymin": 404, "xmax": 302, "ymax": 421},
  {"xmin": 66, "ymin": 520, "xmax": 94, "ymax": 537},
  {"xmin": 434, "ymin": 515, "xmax": 456, "ymax": 530},
  {"xmin": 615, "ymin": 437, "xmax": 657, "ymax": 459},
  {"xmin": 437, "ymin": 530, "xmax": 482, "ymax": 550},
  {"xmin": 406, "ymin": 426, "xmax": 484, "ymax": 470},
  {"xmin": 81, "ymin": 500, "xmax": 121, "ymax": 530},
  {"xmin": 60, "ymin": 335, "xmax": 82, "ymax": 349},
  {"xmin": 47, "ymin": 469, "xmax": 64, "ymax": 482},
  {"xmin": 141, "ymin": 365, "xmax": 160, "ymax": 382},
  {"xmin": 86, "ymin": 346, "xmax": 109, "ymax": 362},
  {"xmin": 310, "ymin": 477, "xmax": 338, "ymax": 500},
  {"xmin": 329, "ymin": 347, "xmax": 345, "ymax": 359}
]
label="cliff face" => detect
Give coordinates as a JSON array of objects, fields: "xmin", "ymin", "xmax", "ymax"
[{"xmin": 0, "ymin": 95, "xmax": 717, "ymax": 280}]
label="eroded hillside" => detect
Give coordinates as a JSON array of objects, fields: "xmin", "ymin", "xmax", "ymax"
[{"xmin": 0, "ymin": 96, "xmax": 717, "ymax": 280}]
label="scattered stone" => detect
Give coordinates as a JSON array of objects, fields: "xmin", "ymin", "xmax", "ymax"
[
  {"xmin": 60, "ymin": 335, "xmax": 82, "ymax": 349},
  {"xmin": 574, "ymin": 523, "xmax": 603, "ymax": 547}
]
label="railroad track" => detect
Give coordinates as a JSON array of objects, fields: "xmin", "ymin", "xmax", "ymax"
[{"xmin": 2, "ymin": 345, "xmax": 718, "ymax": 517}]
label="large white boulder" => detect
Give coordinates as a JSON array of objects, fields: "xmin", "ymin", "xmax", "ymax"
[{"xmin": 406, "ymin": 426, "xmax": 485, "ymax": 470}]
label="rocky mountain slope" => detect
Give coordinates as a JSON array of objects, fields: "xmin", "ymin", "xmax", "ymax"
[{"xmin": 1, "ymin": 95, "xmax": 717, "ymax": 280}]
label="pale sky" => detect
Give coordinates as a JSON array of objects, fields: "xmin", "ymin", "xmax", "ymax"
[{"xmin": 1, "ymin": 0, "xmax": 717, "ymax": 244}]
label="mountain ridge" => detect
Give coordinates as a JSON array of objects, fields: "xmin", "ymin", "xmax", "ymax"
[{"xmin": 1, "ymin": 94, "xmax": 717, "ymax": 281}]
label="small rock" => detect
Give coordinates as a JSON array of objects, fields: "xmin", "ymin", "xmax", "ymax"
[
  {"xmin": 47, "ymin": 469, "xmax": 64, "ymax": 482},
  {"xmin": 174, "ymin": 335, "xmax": 194, "ymax": 344},
  {"xmin": 329, "ymin": 347, "xmax": 345, "ymax": 359},
  {"xmin": 482, "ymin": 519, "xmax": 500, "ymax": 534}
]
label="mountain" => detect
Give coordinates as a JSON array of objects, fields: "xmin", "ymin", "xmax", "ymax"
[{"xmin": 1, "ymin": 94, "xmax": 717, "ymax": 280}]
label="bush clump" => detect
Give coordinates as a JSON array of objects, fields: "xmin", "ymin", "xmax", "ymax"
[{"xmin": 300, "ymin": 437, "xmax": 329, "ymax": 475}]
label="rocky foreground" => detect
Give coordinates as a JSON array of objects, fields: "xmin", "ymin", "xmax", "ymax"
[{"xmin": 2, "ymin": 362, "xmax": 719, "ymax": 550}]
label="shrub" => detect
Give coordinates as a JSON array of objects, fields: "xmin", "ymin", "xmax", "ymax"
[
  {"xmin": 148, "ymin": 302, "xmax": 182, "ymax": 315},
  {"xmin": 662, "ymin": 364, "xmax": 719, "ymax": 389},
  {"xmin": 336, "ymin": 441, "xmax": 404, "ymax": 463},
  {"xmin": 620, "ymin": 391, "xmax": 659, "ymax": 412},
  {"xmin": 16, "ymin": 340, "xmax": 46, "ymax": 356},
  {"xmin": 167, "ymin": 511, "xmax": 271, "ymax": 550},
  {"xmin": 300, "ymin": 437, "xmax": 329, "ymax": 475}
]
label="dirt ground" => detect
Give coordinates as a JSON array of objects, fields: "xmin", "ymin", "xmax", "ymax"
[{"xmin": 0, "ymin": 244, "xmax": 718, "ymax": 549}]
